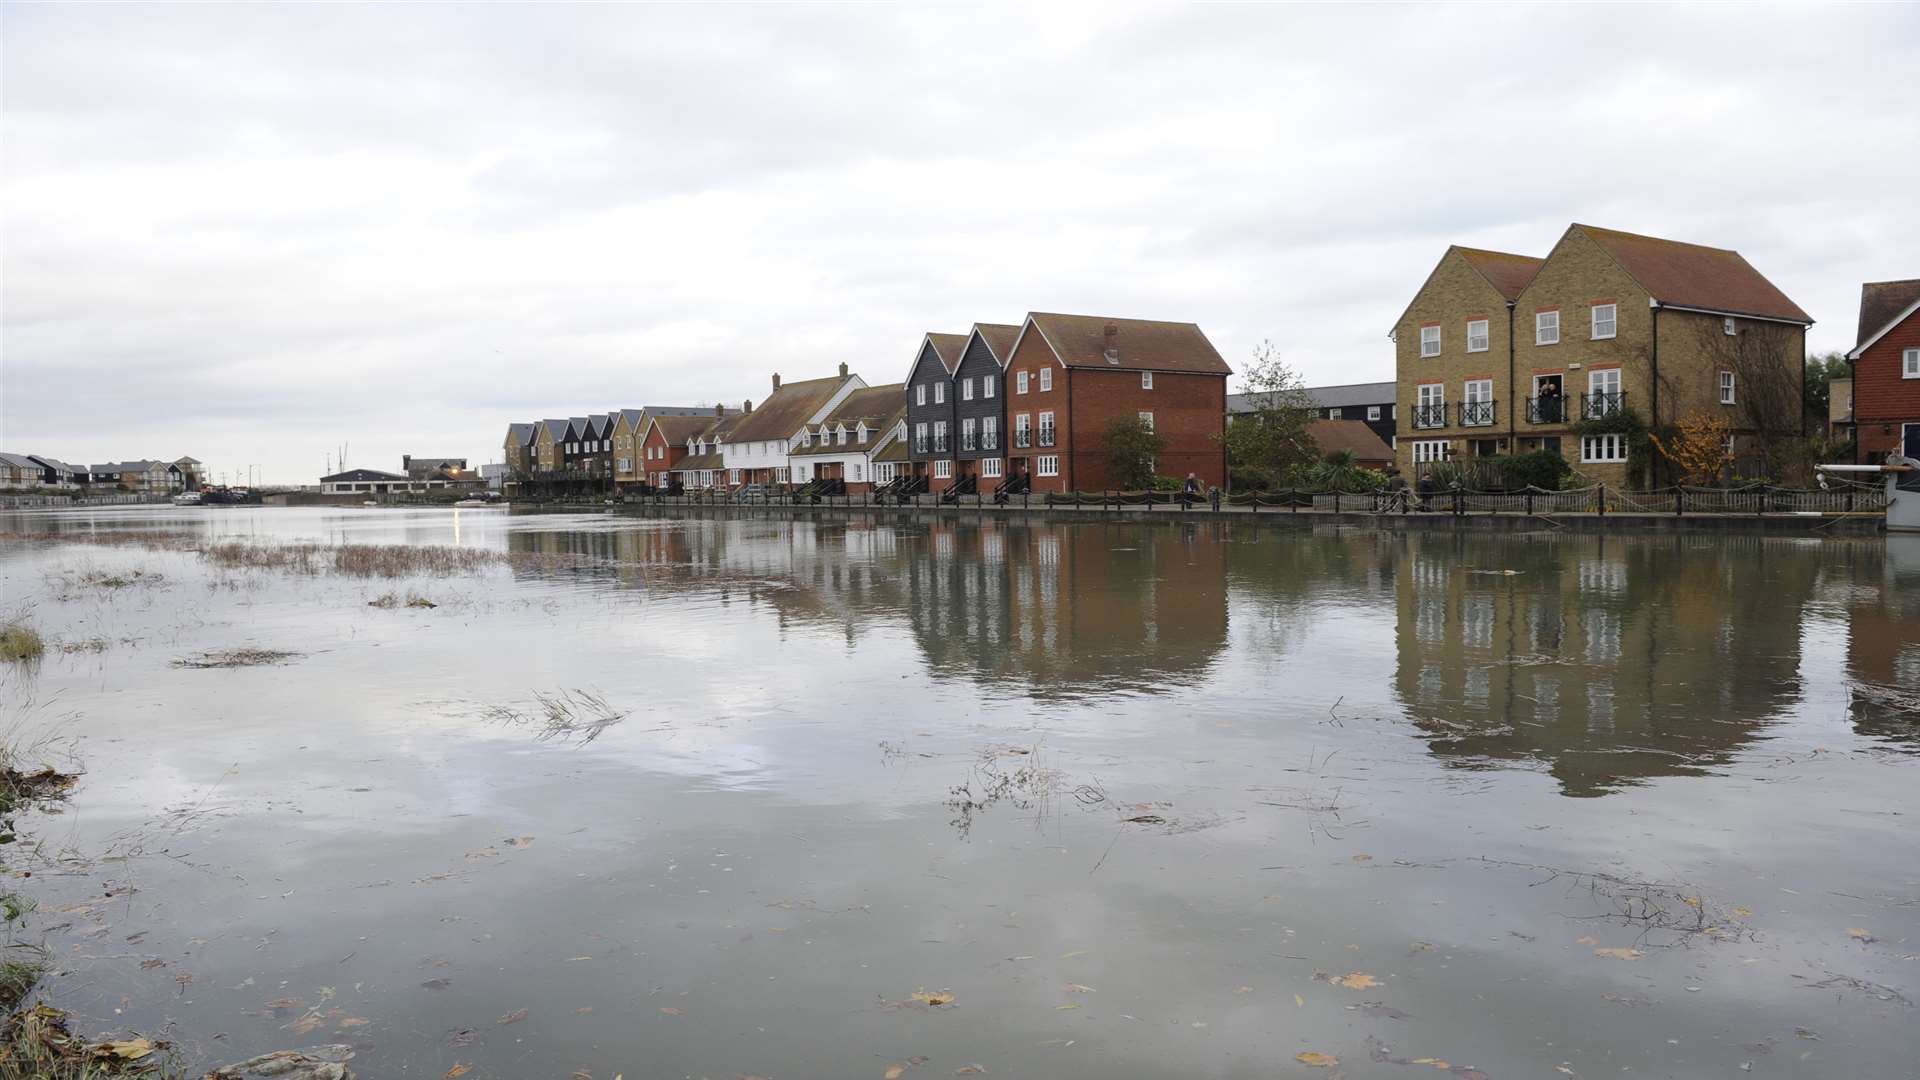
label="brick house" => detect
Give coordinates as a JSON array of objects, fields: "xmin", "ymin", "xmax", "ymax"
[
  {"xmin": 613, "ymin": 406, "xmax": 715, "ymax": 492},
  {"xmin": 903, "ymin": 332, "xmax": 969, "ymax": 492},
  {"xmin": 1846, "ymin": 279, "xmax": 1920, "ymax": 463},
  {"xmin": 1394, "ymin": 225, "xmax": 1811, "ymax": 486},
  {"xmin": 640, "ymin": 409, "xmax": 735, "ymax": 488},
  {"xmin": 1003, "ymin": 312, "xmax": 1231, "ymax": 493},
  {"xmin": 668, "ymin": 408, "xmax": 751, "ymax": 491}
]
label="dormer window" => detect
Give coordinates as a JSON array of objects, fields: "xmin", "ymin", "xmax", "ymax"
[{"xmin": 857, "ymin": 424, "xmax": 868, "ymax": 443}]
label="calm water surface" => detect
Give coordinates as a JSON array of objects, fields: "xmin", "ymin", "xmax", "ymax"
[{"xmin": 1, "ymin": 507, "xmax": 1916, "ymax": 1078}]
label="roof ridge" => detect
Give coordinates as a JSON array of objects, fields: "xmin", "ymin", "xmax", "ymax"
[
  {"xmin": 1864, "ymin": 277, "xmax": 1920, "ymax": 287},
  {"xmin": 1573, "ymin": 222, "xmax": 1740, "ymax": 256}
]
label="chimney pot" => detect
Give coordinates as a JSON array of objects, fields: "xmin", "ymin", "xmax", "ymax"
[
  {"xmin": 772, "ymin": 373, "xmax": 781, "ymax": 391},
  {"xmin": 839, "ymin": 361, "xmax": 849, "ymax": 378},
  {"xmin": 715, "ymin": 404, "xmax": 725, "ymax": 417}
]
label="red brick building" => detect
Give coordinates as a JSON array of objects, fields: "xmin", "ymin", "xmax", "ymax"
[
  {"xmin": 1848, "ymin": 279, "xmax": 1920, "ymax": 462},
  {"xmin": 1003, "ymin": 313, "xmax": 1231, "ymax": 493},
  {"xmin": 640, "ymin": 410, "xmax": 732, "ymax": 488}
]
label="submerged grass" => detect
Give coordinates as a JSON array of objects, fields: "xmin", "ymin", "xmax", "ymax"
[
  {"xmin": 368, "ymin": 591, "xmax": 438, "ymax": 609},
  {"xmin": 0, "ymin": 623, "xmax": 41, "ymax": 665},
  {"xmin": 483, "ymin": 689, "xmax": 630, "ymax": 743},
  {"xmin": 170, "ymin": 648, "xmax": 301, "ymax": 670},
  {"xmin": 202, "ymin": 540, "xmax": 501, "ymax": 578}
]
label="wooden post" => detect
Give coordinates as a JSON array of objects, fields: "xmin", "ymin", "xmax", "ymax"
[{"xmin": 1675, "ymin": 489, "xmax": 1684, "ymax": 516}]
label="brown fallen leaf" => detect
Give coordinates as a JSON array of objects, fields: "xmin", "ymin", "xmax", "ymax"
[
  {"xmin": 498, "ymin": 1008, "xmax": 529, "ymax": 1025},
  {"xmin": 1233, "ymin": 985, "xmax": 1254, "ymax": 994},
  {"xmin": 1064, "ymin": 983, "xmax": 1096, "ymax": 993},
  {"xmin": 1351, "ymin": 854, "xmax": 1373, "ymax": 863},
  {"xmin": 1333, "ymin": 972, "xmax": 1379, "ymax": 990},
  {"xmin": 337, "ymin": 1017, "xmax": 370, "ymax": 1028},
  {"xmin": 1296, "ymin": 1051, "xmax": 1339, "ymax": 1067},
  {"xmin": 954, "ymin": 1066, "xmax": 987, "ymax": 1076},
  {"xmin": 265, "ymin": 997, "xmax": 301, "ymax": 1010},
  {"xmin": 1575, "ymin": 935, "xmax": 1599, "ymax": 946},
  {"xmin": 504, "ymin": 836, "xmax": 535, "ymax": 848},
  {"xmin": 885, "ymin": 1067, "xmax": 906, "ymax": 1080},
  {"xmin": 465, "ymin": 847, "xmax": 500, "ymax": 861},
  {"xmin": 94, "ymin": 1039, "xmax": 156, "ymax": 1061},
  {"xmin": 1732, "ymin": 906, "xmax": 1753, "ymax": 918},
  {"xmin": 421, "ymin": 978, "xmax": 452, "ymax": 991},
  {"xmin": 140, "ymin": 958, "xmax": 166, "ymax": 969},
  {"xmin": 658, "ymin": 1006, "xmax": 681, "ymax": 1016},
  {"xmin": 575, "ymin": 1006, "xmax": 594, "ymax": 1014},
  {"xmin": 1592, "ymin": 947, "xmax": 1643, "ymax": 960},
  {"xmin": 445, "ymin": 1064, "xmax": 472, "ymax": 1079},
  {"xmin": 1847, "ymin": 927, "xmax": 1875, "ymax": 943},
  {"xmin": 910, "ymin": 988, "xmax": 955, "ymax": 1007}
]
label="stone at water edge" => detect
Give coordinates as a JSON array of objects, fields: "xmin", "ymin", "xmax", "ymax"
[{"xmin": 203, "ymin": 1044, "xmax": 355, "ymax": 1080}]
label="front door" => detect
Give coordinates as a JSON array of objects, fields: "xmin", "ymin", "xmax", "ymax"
[{"xmin": 1904, "ymin": 423, "xmax": 1920, "ymax": 459}]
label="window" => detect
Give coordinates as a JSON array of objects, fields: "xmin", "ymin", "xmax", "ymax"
[
  {"xmin": 1905, "ymin": 348, "xmax": 1919, "ymax": 379},
  {"xmin": 1017, "ymin": 370, "xmax": 1029, "ymax": 394},
  {"xmin": 914, "ymin": 423, "xmax": 928, "ymax": 453},
  {"xmin": 1036, "ymin": 455, "xmax": 1059, "ymax": 477},
  {"xmin": 933, "ymin": 421, "xmax": 949, "ymax": 452},
  {"xmin": 618, "ymin": 457, "xmax": 631, "ymax": 471},
  {"xmin": 1591, "ymin": 303, "xmax": 1616, "ymax": 340},
  {"xmin": 1038, "ymin": 410, "xmax": 1056, "ymax": 447},
  {"xmin": 857, "ymin": 423, "xmax": 868, "ymax": 443},
  {"xmin": 916, "ymin": 385, "xmax": 926, "ymax": 406},
  {"xmin": 1014, "ymin": 413, "xmax": 1031, "ymax": 448},
  {"xmin": 934, "ymin": 460, "xmax": 951, "ymax": 479},
  {"xmin": 962, "ymin": 378, "xmax": 974, "ymax": 401},
  {"xmin": 1416, "ymin": 382, "xmax": 1445, "ymax": 428},
  {"xmin": 1535, "ymin": 310, "xmax": 1560, "ymax": 345},
  {"xmin": 729, "ymin": 469, "xmax": 741, "ymax": 484},
  {"xmin": 1141, "ymin": 371, "xmax": 1154, "ymax": 389},
  {"xmin": 1589, "ymin": 367, "xmax": 1621, "ymax": 397},
  {"xmin": 1420, "ymin": 325, "xmax": 1441, "ymax": 357},
  {"xmin": 1039, "ymin": 367, "xmax": 1053, "ymax": 392},
  {"xmin": 773, "ymin": 467, "xmax": 789, "ymax": 483},
  {"xmin": 1582, "ymin": 434, "xmax": 1628, "ymax": 463},
  {"xmin": 800, "ymin": 431, "xmax": 811, "ymax": 447},
  {"xmin": 1463, "ymin": 378, "xmax": 1493, "ymax": 426},
  {"xmin": 838, "ymin": 427, "xmax": 848, "ymax": 445},
  {"xmin": 983, "ymin": 375, "xmax": 995, "ymax": 398},
  {"xmin": 1367, "ymin": 405, "xmax": 1381, "ymax": 421},
  {"xmin": 1719, "ymin": 370, "xmax": 1736, "ymax": 405},
  {"xmin": 982, "ymin": 415, "xmax": 998, "ymax": 449},
  {"xmin": 981, "ymin": 458, "xmax": 1002, "ymax": 478},
  {"xmin": 852, "ymin": 464, "xmax": 863, "ymax": 482},
  {"xmin": 1326, "ymin": 407, "xmax": 1340, "ymax": 419},
  {"xmin": 1411, "ymin": 439, "xmax": 1449, "ymax": 464},
  {"xmin": 934, "ymin": 382, "xmax": 946, "ymax": 404},
  {"xmin": 1454, "ymin": 318, "xmax": 1486, "ymax": 354},
  {"xmin": 1724, "ymin": 317, "xmax": 1737, "ymax": 336},
  {"xmin": 961, "ymin": 417, "xmax": 977, "ymax": 451},
  {"xmin": 1138, "ymin": 411, "xmax": 1154, "ymax": 432}
]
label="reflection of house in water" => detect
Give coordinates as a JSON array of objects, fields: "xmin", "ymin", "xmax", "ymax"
[
  {"xmin": 1843, "ymin": 536, "xmax": 1920, "ymax": 744},
  {"xmin": 904, "ymin": 520, "xmax": 1228, "ymax": 694},
  {"xmin": 1392, "ymin": 533, "xmax": 1817, "ymax": 797}
]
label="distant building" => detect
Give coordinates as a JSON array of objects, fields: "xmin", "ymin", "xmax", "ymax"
[
  {"xmin": 0, "ymin": 453, "xmax": 42, "ymax": 489},
  {"xmin": 402, "ymin": 455, "xmax": 466, "ymax": 479},
  {"xmin": 1847, "ymin": 278, "xmax": 1920, "ymax": 463},
  {"xmin": 1230, "ymin": 381, "xmax": 1397, "ymax": 449}
]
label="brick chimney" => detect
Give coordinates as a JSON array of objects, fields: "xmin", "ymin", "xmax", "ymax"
[
  {"xmin": 743, "ymin": 399, "xmax": 753, "ymax": 413},
  {"xmin": 714, "ymin": 404, "xmax": 725, "ymax": 417},
  {"xmin": 1103, "ymin": 323, "xmax": 1120, "ymax": 365},
  {"xmin": 772, "ymin": 373, "xmax": 781, "ymax": 391},
  {"xmin": 839, "ymin": 362, "xmax": 849, "ymax": 378}
]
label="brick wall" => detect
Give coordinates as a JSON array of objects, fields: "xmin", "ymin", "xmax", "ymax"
[
  {"xmin": 1067, "ymin": 367, "xmax": 1225, "ymax": 490},
  {"xmin": 1854, "ymin": 308, "xmax": 1920, "ymax": 461},
  {"xmin": 1004, "ymin": 332, "xmax": 1071, "ymax": 491},
  {"xmin": 1393, "ymin": 249, "xmax": 1531, "ymax": 475}
]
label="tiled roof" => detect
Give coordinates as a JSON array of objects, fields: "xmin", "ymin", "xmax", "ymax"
[
  {"xmin": 873, "ymin": 438, "xmax": 911, "ymax": 463},
  {"xmin": 673, "ymin": 451, "xmax": 725, "ymax": 471},
  {"xmin": 1228, "ymin": 381, "xmax": 1393, "ymax": 414},
  {"xmin": 507, "ymin": 423, "xmax": 536, "ymax": 446},
  {"xmin": 926, "ymin": 333, "xmax": 969, "ymax": 374},
  {"xmin": 542, "ymin": 419, "xmax": 570, "ymax": 440},
  {"xmin": 1454, "ymin": 246, "xmax": 1544, "ymax": 300},
  {"xmin": 1022, "ymin": 313, "xmax": 1232, "ymax": 375},
  {"xmin": 650, "ymin": 413, "xmax": 728, "ymax": 446},
  {"xmin": 728, "ymin": 374, "xmax": 855, "ymax": 443},
  {"xmin": 973, "ymin": 322, "xmax": 1021, "ymax": 362},
  {"xmin": 0, "ymin": 452, "xmax": 41, "ymax": 470},
  {"xmin": 1855, "ymin": 279, "xmax": 1920, "ymax": 349},
  {"xmin": 791, "ymin": 385, "xmax": 904, "ymax": 456},
  {"xmin": 1307, "ymin": 419, "xmax": 1394, "ymax": 463},
  {"xmin": 1573, "ymin": 224, "xmax": 1810, "ymax": 323}
]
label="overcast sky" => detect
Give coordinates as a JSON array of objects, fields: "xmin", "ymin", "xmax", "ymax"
[{"xmin": 4, "ymin": 4, "xmax": 1917, "ymax": 484}]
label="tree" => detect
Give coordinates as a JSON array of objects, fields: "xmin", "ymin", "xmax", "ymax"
[
  {"xmin": 1683, "ymin": 319, "xmax": 1804, "ymax": 479},
  {"xmin": 1101, "ymin": 415, "xmax": 1166, "ymax": 490},
  {"xmin": 1649, "ymin": 410, "xmax": 1734, "ymax": 484},
  {"xmin": 1803, "ymin": 351, "xmax": 1848, "ymax": 422},
  {"xmin": 1217, "ymin": 339, "xmax": 1320, "ymax": 490}
]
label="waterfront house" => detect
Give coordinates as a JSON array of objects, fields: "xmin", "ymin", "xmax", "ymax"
[
  {"xmin": 26, "ymin": 455, "xmax": 85, "ymax": 488},
  {"xmin": 904, "ymin": 332, "xmax": 970, "ymax": 492},
  {"xmin": 88, "ymin": 461, "xmax": 175, "ymax": 492},
  {"xmin": 403, "ymin": 455, "xmax": 466, "ymax": 479},
  {"xmin": 320, "ymin": 467, "xmax": 465, "ymax": 495},
  {"xmin": 0, "ymin": 453, "xmax": 41, "ymax": 489},
  {"xmin": 789, "ymin": 384, "xmax": 907, "ymax": 493},
  {"xmin": 1230, "ymin": 380, "xmax": 1399, "ymax": 450},
  {"xmin": 502, "ymin": 423, "xmax": 537, "ymax": 492},
  {"xmin": 668, "ymin": 407, "xmax": 751, "ymax": 491},
  {"xmin": 1003, "ymin": 312, "xmax": 1232, "ymax": 493},
  {"xmin": 949, "ymin": 323, "xmax": 1020, "ymax": 494},
  {"xmin": 721, "ymin": 366, "xmax": 865, "ymax": 487},
  {"xmin": 1393, "ymin": 225, "xmax": 1812, "ymax": 485},
  {"xmin": 613, "ymin": 406, "xmax": 714, "ymax": 492},
  {"xmin": 1846, "ymin": 278, "xmax": 1920, "ymax": 463},
  {"xmin": 640, "ymin": 409, "xmax": 736, "ymax": 488}
]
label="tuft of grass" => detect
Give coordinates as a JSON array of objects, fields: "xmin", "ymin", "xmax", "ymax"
[
  {"xmin": 0, "ymin": 623, "xmax": 42, "ymax": 665},
  {"xmin": 0, "ymin": 955, "xmax": 45, "ymax": 1014},
  {"xmin": 483, "ymin": 689, "xmax": 630, "ymax": 744},
  {"xmin": 368, "ymin": 591, "xmax": 438, "ymax": 610},
  {"xmin": 202, "ymin": 540, "xmax": 501, "ymax": 578},
  {"xmin": 169, "ymin": 648, "xmax": 300, "ymax": 670},
  {"xmin": 0, "ymin": 1001, "xmax": 185, "ymax": 1078}
]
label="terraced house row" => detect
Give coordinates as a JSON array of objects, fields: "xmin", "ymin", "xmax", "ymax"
[
  {"xmin": 1392, "ymin": 223, "xmax": 1813, "ymax": 485},
  {"xmin": 502, "ymin": 312, "xmax": 1233, "ymax": 498}
]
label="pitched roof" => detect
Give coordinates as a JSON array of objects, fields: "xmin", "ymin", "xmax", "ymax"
[
  {"xmin": 1854, "ymin": 279, "xmax": 1920, "ymax": 351},
  {"xmin": 1020, "ymin": 313, "xmax": 1232, "ymax": 375},
  {"xmin": 727, "ymin": 374, "xmax": 855, "ymax": 443},
  {"xmin": 541, "ymin": 419, "xmax": 570, "ymax": 440},
  {"xmin": 873, "ymin": 436, "xmax": 911, "ymax": 463},
  {"xmin": 507, "ymin": 423, "xmax": 536, "ymax": 446},
  {"xmin": 1307, "ymin": 419, "xmax": 1394, "ymax": 463},
  {"xmin": 926, "ymin": 333, "xmax": 969, "ymax": 374},
  {"xmin": 973, "ymin": 322, "xmax": 1021, "ymax": 362},
  {"xmin": 0, "ymin": 452, "xmax": 42, "ymax": 470},
  {"xmin": 1228, "ymin": 381, "xmax": 1394, "ymax": 414},
  {"xmin": 586, "ymin": 413, "xmax": 613, "ymax": 438},
  {"xmin": 792, "ymin": 385, "xmax": 906, "ymax": 456},
  {"xmin": 1453, "ymin": 246, "xmax": 1544, "ymax": 300},
  {"xmin": 650, "ymin": 412, "xmax": 729, "ymax": 445},
  {"xmin": 322, "ymin": 468, "xmax": 409, "ymax": 482},
  {"xmin": 1572, "ymin": 224, "xmax": 1811, "ymax": 324},
  {"xmin": 673, "ymin": 452, "xmax": 725, "ymax": 472}
]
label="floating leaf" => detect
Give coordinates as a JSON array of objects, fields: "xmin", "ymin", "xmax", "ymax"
[
  {"xmin": 95, "ymin": 1039, "xmax": 155, "ymax": 1061},
  {"xmin": 1064, "ymin": 983, "xmax": 1096, "ymax": 993},
  {"xmin": 910, "ymin": 988, "xmax": 955, "ymax": 1007},
  {"xmin": 1333, "ymin": 972, "xmax": 1379, "ymax": 990},
  {"xmin": 265, "ymin": 997, "xmax": 301, "ymax": 1010},
  {"xmin": 1233, "ymin": 985, "xmax": 1254, "ymax": 994},
  {"xmin": 1847, "ymin": 927, "xmax": 1875, "ymax": 943},
  {"xmin": 1733, "ymin": 907, "xmax": 1753, "ymax": 918},
  {"xmin": 1592, "ymin": 947, "xmax": 1643, "ymax": 960},
  {"xmin": 140, "ymin": 958, "xmax": 166, "ymax": 969},
  {"xmin": 1351, "ymin": 854, "xmax": 1373, "ymax": 863},
  {"xmin": 421, "ymin": 978, "xmax": 453, "ymax": 991},
  {"xmin": 954, "ymin": 1066, "xmax": 987, "ymax": 1076},
  {"xmin": 1575, "ymin": 935, "xmax": 1599, "ymax": 946},
  {"xmin": 1294, "ymin": 993, "xmax": 1305, "ymax": 1007},
  {"xmin": 465, "ymin": 848, "xmax": 500, "ymax": 861},
  {"xmin": 1295, "ymin": 1051, "xmax": 1339, "ymax": 1067},
  {"xmin": 338, "ymin": 1017, "xmax": 370, "ymax": 1028},
  {"xmin": 504, "ymin": 836, "xmax": 535, "ymax": 848},
  {"xmin": 885, "ymin": 1067, "xmax": 906, "ymax": 1080},
  {"xmin": 658, "ymin": 1006, "xmax": 681, "ymax": 1016},
  {"xmin": 1054, "ymin": 1003, "xmax": 1078, "ymax": 1010},
  {"xmin": 445, "ymin": 1065, "xmax": 472, "ymax": 1079},
  {"xmin": 498, "ymin": 1008, "xmax": 528, "ymax": 1025}
]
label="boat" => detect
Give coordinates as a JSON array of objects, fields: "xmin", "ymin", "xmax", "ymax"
[
  {"xmin": 171, "ymin": 491, "xmax": 203, "ymax": 505},
  {"xmin": 453, "ymin": 498, "xmax": 491, "ymax": 507}
]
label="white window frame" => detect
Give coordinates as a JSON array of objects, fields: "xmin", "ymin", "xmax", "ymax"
[
  {"xmin": 933, "ymin": 459, "xmax": 951, "ymax": 479},
  {"xmin": 1411, "ymin": 439, "xmax": 1449, "ymax": 464},
  {"xmin": 961, "ymin": 417, "xmax": 977, "ymax": 451},
  {"xmin": 982, "ymin": 415, "xmax": 997, "ymax": 449},
  {"xmin": 1904, "ymin": 347, "xmax": 1919, "ymax": 379},
  {"xmin": 1038, "ymin": 410, "xmax": 1056, "ymax": 447},
  {"xmin": 934, "ymin": 382, "xmax": 946, "ymax": 404},
  {"xmin": 1582, "ymin": 434, "xmax": 1629, "ymax": 464},
  {"xmin": 1014, "ymin": 413, "xmax": 1031, "ymax": 446},
  {"xmin": 1535, "ymin": 310, "xmax": 1560, "ymax": 345},
  {"xmin": 1367, "ymin": 405, "xmax": 1381, "ymax": 420},
  {"xmin": 1039, "ymin": 367, "xmax": 1053, "ymax": 392},
  {"xmin": 1466, "ymin": 319, "xmax": 1489, "ymax": 353},
  {"xmin": 729, "ymin": 469, "xmax": 741, "ymax": 484},
  {"xmin": 933, "ymin": 420, "xmax": 948, "ymax": 452},
  {"xmin": 916, "ymin": 384, "xmax": 926, "ymax": 406},
  {"xmin": 852, "ymin": 463, "xmax": 863, "ymax": 482},
  {"xmin": 1141, "ymin": 370, "xmax": 1154, "ymax": 389},
  {"xmin": 983, "ymin": 375, "xmax": 995, "ymax": 398},
  {"xmin": 1591, "ymin": 303, "xmax": 1616, "ymax": 340},
  {"xmin": 962, "ymin": 378, "xmax": 973, "ymax": 401},
  {"xmin": 981, "ymin": 457, "xmax": 1002, "ymax": 478},
  {"xmin": 1589, "ymin": 367, "xmax": 1621, "ymax": 397},
  {"xmin": 1724, "ymin": 317, "xmax": 1737, "ymax": 336},
  {"xmin": 1036, "ymin": 454, "xmax": 1059, "ymax": 477},
  {"xmin": 1138, "ymin": 411, "xmax": 1154, "ymax": 432},
  {"xmin": 1420, "ymin": 325, "xmax": 1441, "ymax": 357},
  {"xmin": 1016, "ymin": 370, "xmax": 1029, "ymax": 394},
  {"xmin": 1719, "ymin": 370, "xmax": 1736, "ymax": 405}
]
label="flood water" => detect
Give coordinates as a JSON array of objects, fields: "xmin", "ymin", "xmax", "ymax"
[{"xmin": 2, "ymin": 507, "xmax": 1917, "ymax": 1078}]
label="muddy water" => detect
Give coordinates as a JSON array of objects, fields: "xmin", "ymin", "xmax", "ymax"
[{"xmin": 1, "ymin": 507, "xmax": 1916, "ymax": 1078}]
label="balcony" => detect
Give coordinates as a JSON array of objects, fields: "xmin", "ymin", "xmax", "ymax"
[
  {"xmin": 934, "ymin": 437, "xmax": 950, "ymax": 453},
  {"xmin": 913, "ymin": 438, "xmax": 928, "ymax": 454},
  {"xmin": 1526, "ymin": 396, "xmax": 1568, "ymax": 424},
  {"xmin": 1038, "ymin": 428, "xmax": 1056, "ymax": 448},
  {"xmin": 1581, "ymin": 390, "xmax": 1628, "ymax": 420},
  {"xmin": 1460, "ymin": 400, "xmax": 1497, "ymax": 427},
  {"xmin": 1410, "ymin": 403, "xmax": 1447, "ymax": 430},
  {"xmin": 1014, "ymin": 431, "xmax": 1031, "ymax": 449}
]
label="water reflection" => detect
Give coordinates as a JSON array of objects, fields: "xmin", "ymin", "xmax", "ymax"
[{"xmin": 1845, "ymin": 535, "xmax": 1920, "ymax": 742}]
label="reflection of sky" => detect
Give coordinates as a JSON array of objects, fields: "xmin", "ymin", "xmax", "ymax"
[{"xmin": 1, "ymin": 508, "xmax": 1917, "ymax": 1078}]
